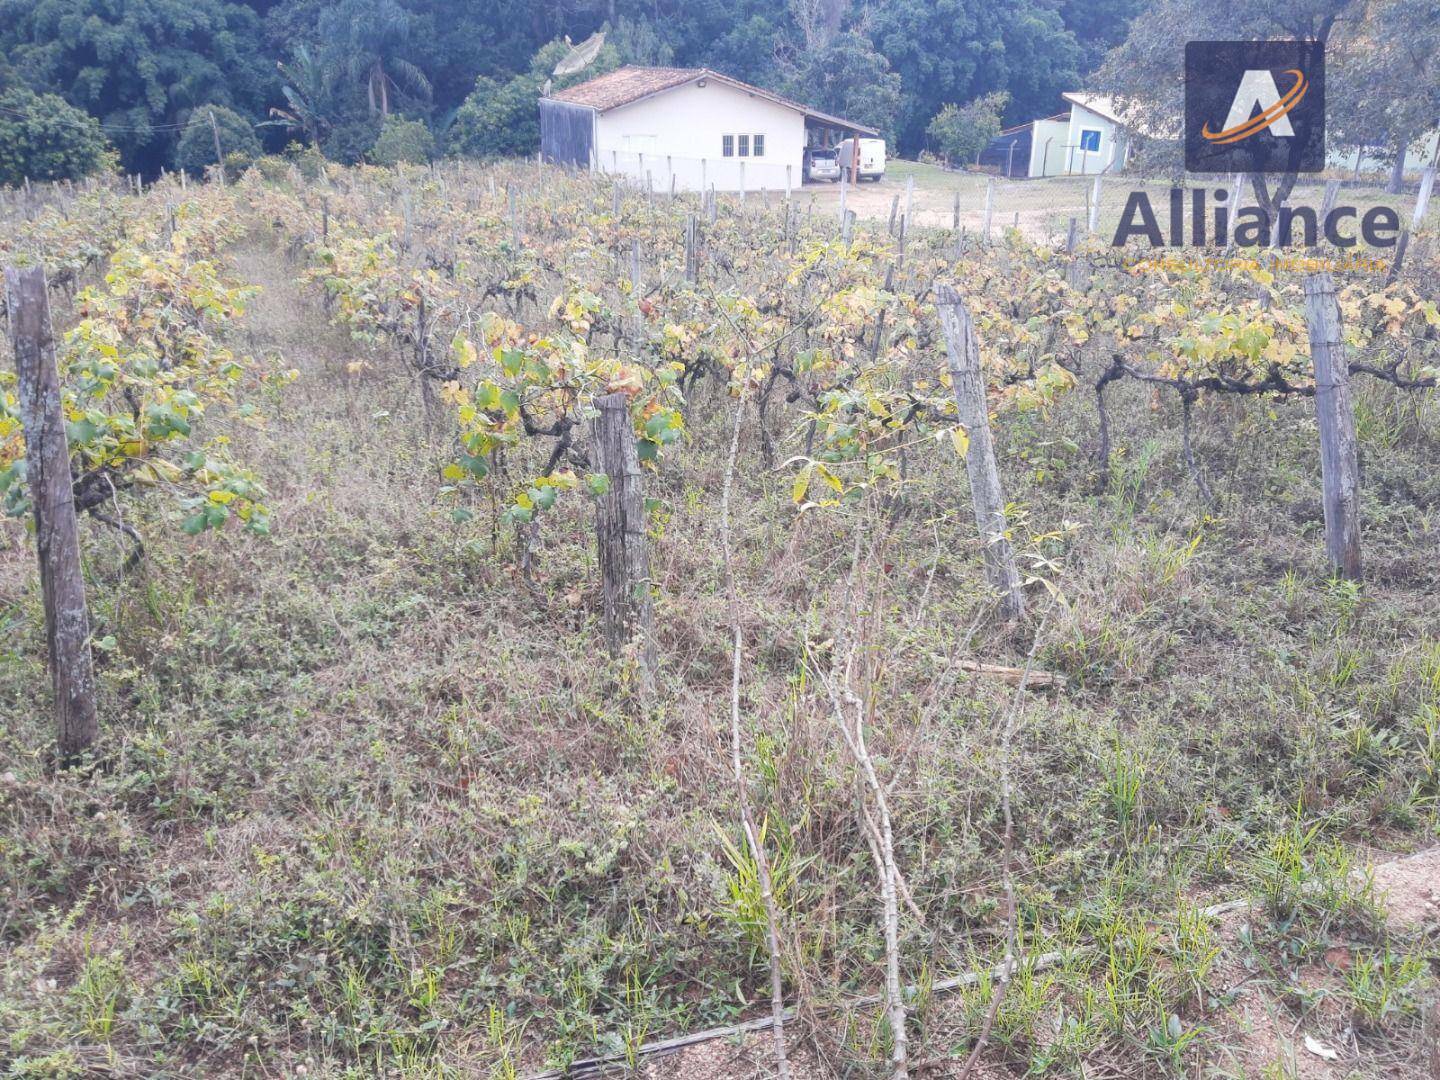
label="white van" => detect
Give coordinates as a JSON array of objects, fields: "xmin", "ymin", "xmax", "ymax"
[{"xmin": 836, "ymin": 138, "xmax": 886, "ymax": 181}]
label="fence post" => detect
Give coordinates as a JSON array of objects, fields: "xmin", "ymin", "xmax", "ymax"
[
  {"xmin": 592, "ymin": 392, "xmax": 657, "ymax": 689},
  {"xmin": 684, "ymin": 213, "xmax": 697, "ymax": 283},
  {"xmin": 1386, "ymin": 229, "xmax": 1410, "ymax": 285},
  {"xmin": 982, "ymin": 177, "xmax": 994, "ymax": 242},
  {"xmin": 1320, "ymin": 178, "xmax": 1342, "ymax": 222},
  {"xmin": 1413, "ymin": 166, "xmax": 1435, "ymax": 229},
  {"xmin": 208, "ymin": 109, "xmax": 226, "ymax": 186},
  {"xmin": 838, "ymin": 172, "xmax": 848, "ymax": 231},
  {"xmin": 4, "ymin": 266, "xmax": 100, "ymax": 759},
  {"xmin": 935, "ymin": 283, "xmax": 1025, "ymax": 619},
  {"xmin": 1303, "ymin": 273, "xmax": 1361, "ymax": 580},
  {"xmin": 1088, "ymin": 175, "xmax": 1103, "ymax": 234}
]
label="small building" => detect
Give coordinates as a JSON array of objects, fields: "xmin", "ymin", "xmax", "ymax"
[
  {"xmin": 1058, "ymin": 94, "xmax": 1131, "ymax": 175},
  {"xmin": 539, "ymin": 66, "xmax": 878, "ymax": 192},
  {"xmin": 978, "ymin": 113, "xmax": 1069, "ymax": 177},
  {"xmin": 979, "ymin": 93, "xmax": 1134, "ymax": 179}
]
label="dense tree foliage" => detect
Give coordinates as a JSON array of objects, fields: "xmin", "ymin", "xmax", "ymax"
[
  {"xmin": 0, "ymin": 86, "xmax": 113, "ymax": 185},
  {"xmin": 449, "ymin": 38, "xmax": 620, "ymax": 159},
  {"xmin": 0, "ymin": 0, "xmax": 274, "ymax": 175},
  {"xmin": 0, "ymin": 0, "xmax": 1127, "ymax": 178}
]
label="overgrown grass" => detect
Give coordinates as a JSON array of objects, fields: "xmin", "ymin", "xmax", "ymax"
[{"xmin": 2, "ymin": 175, "xmax": 1438, "ymax": 1078}]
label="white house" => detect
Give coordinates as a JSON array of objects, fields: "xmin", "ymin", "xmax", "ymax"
[{"xmin": 539, "ymin": 66, "xmax": 877, "ymax": 192}]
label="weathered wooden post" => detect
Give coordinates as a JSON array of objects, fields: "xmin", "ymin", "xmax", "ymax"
[
  {"xmin": 208, "ymin": 109, "xmax": 226, "ymax": 186},
  {"xmin": 1088, "ymin": 175, "xmax": 1103, "ymax": 234},
  {"xmin": 684, "ymin": 213, "xmax": 697, "ymax": 283},
  {"xmin": 1319, "ymin": 178, "xmax": 1342, "ymax": 223},
  {"xmin": 592, "ymin": 393, "xmax": 657, "ymax": 687},
  {"xmin": 4, "ymin": 266, "xmax": 100, "ymax": 759},
  {"xmin": 982, "ymin": 177, "xmax": 995, "ymax": 242},
  {"xmin": 935, "ymin": 283, "xmax": 1025, "ymax": 619},
  {"xmin": 1413, "ymin": 166, "xmax": 1435, "ymax": 229},
  {"xmin": 952, "ymin": 190, "xmax": 961, "ymax": 232},
  {"xmin": 1303, "ymin": 273, "xmax": 1361, "ymax": 580},
  {"xmin": 887, "ymin": 193, "xmax": 899, "ymax": 235}
]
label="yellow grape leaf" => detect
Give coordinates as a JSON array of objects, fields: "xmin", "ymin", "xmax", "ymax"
[
  {"xmin": 792, "ymin": 463, "xmax": 813, "ymax": 504},
  {"xmin": 951, "ymin": 426, "xmax": 970, "ymax": 458}
]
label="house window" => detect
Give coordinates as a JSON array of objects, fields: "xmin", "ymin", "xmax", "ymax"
[
  {"xmin": 738, "ymin": 134, "xmax": 750, "ymax": 156},
  {"xmin": 1079, "ymin": 128, "xmax": 1101, "ymax": 153},
  {"xmin": 723, "ymin": 134, "xmax": 734, "ymax": 157},
  {"xmin": 753, "ymin": 133, "xmax": 765, "ymax": 157}
]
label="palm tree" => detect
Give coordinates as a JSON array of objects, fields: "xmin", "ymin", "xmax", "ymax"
[
  {"xmin": 266, "ymin": 45, "xmax": 333, "ymax": 145},
  {"xmin": 319, "ymin": 0, "xmax": 431, "ymax": 118}
]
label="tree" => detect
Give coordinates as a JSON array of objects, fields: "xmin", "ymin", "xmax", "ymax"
[
  {"xmin": 265, "ymin": 44, "xmax": 335, "ymax": 146},
  {"xmin": 176, "ymin": 104, "xmax": 262, "ymax": 175},
  {"xmin": 778, "ymin": 31, "xmax": 903, "ymax": 146},
  {"xmin": 1329, "ymin": 0, "xmax": 1440, "ymax": 191},
  {"xmin": 319, "ymin": 0, "xmax": 432, "ymax": 117},
  {"xmin": 867, "ymin": 0, "xmax": 1082, "ymax": 155},
  {"xmin": 927, "ymin": 91, "xmax": 1008, "ymax": 166},
  {"xmin": 448, "ymin": 37, "xmax": 619, "ymax": 159},
  {"xmin": 370, "ymin": 113, "xmax": 434, "ymax": 164},
  {"xmin": 1098, "ymin": 0, "xmax": 1360, "ymax": 216},
  {"xmin": 0, "ymin": 87, "xmax": 113, "ymax": 186},
  {"xmin": 0, "ymin": 0, "xmax": 273, "ymax": 175}
]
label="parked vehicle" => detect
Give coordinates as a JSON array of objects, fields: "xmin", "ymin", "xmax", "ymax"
[
  {"xmin": 805, "ymin": 147, "xmax": 841, "ymax": 182},
  {"xmin": 836, "ymin": 138, "xmax": 886, "ymax": 181}
]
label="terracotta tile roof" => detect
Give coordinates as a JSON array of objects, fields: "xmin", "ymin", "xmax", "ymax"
[
  {"xmin": 550, "ymin": 67, "xmax": 699, "ymax": 110},
  {"xmin": 547, "ymin": 66, "xmax": 879, "ymax": 136}
]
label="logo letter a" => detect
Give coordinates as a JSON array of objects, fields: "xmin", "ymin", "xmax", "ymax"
[{"xmin": 1223, "ymin": 70, "xmax": 1293, "ymax": 137}]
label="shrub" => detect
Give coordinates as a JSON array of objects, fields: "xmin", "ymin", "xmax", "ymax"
[
  {"xmin": 927, "ymin": 92, "xmax": 1010, "ymax": 168},
  {"xmin": 370, "ymin": 116, "xmax": 434, "ymax": 167},
  {"xmin": 323, "ymin": 116, "xmax": 382, "ymax": 166},
  {"xmin": 176, "ymin": 105, "xmax": 261, "ymax": 176},
  {"xmin": 0, "ymin": 87, "xmax": 113, "ymax": 187}
]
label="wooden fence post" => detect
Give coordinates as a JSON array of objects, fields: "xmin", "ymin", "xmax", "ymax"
[
  {"xmin": 1413, "ymin": 166, "xmax": 1435, "ymax": 229},
  {"xmin": 4, "ymin": 265, "xmax": 100, "ymax": 759},
  {"xmin": 982, "ymin": 177, "xmax": 995, "ymax": 242},
  {"xmin": 1320, "ymin": 178, "xmax": 1342, "ymax": 222},
  {"xmin": 1303, "ymin": 273, "xmax": 1362, "ymax": 580},
  {"xmin": 684, "ymin": 214, "xmax": 697, "ymax": 283},
  {"xmin": 1088, "ymin": 175, "xmax": 1103, "ymax": 234},
  {"xmin": 592, "ymin": 392, "xmax": 657, "ymax": 688},
  {"xmin": 208, "ymin": 109, "xmax": 226, "ymax": 187},
  {"xmin": 935, "ymin": 283, "xmax": 1025, "ymax": 619}
]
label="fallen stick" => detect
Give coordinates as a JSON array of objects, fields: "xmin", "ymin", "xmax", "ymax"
[
  {"xmin": 941, "ymin": 658, "xmax": 1063, "ymax": 689},
  {"xmin": 520, "ymin": 898, "xmax": 1256, "ymax": 1078}
]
